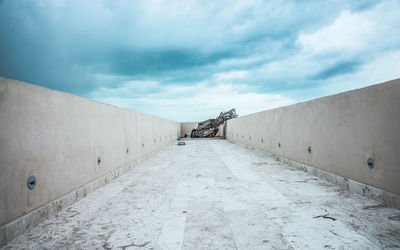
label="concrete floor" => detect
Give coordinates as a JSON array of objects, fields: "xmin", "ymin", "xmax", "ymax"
[{"xmin": 3, "ymin": 140, "xmax": 400, "ymax": 249}]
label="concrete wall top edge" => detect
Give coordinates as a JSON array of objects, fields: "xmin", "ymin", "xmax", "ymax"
[
  {"xmin": 233, "ymin": 78, "xmax": 400, "ymax": 120},
  {"xmin": 0, "ymin": 76, "xmax": 178, "ymax": 123}
]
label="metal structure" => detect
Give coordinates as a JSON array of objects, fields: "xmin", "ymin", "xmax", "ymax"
[{"xmin": 191, "ymin": 108, "xmax": 238, "ymax": 138}]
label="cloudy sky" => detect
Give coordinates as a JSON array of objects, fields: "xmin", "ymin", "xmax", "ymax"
[{"xmin": 1, "ymin": 0, "xmax": 399, "ymax": 121}]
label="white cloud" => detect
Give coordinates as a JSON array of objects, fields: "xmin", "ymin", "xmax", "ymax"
[
  {"xmin": 297, "ymin": 10, "xmax": 376, "ymax": 52},
  {"xmin": 214, "ymin": 70, "xmax": 247, "ymax": 81},
  {"xmin": 322, "ymin": 50, "xmax": 400, "ymax": 93},
  {"xmin": 297, "ymin": 1, "xmax": 400, "ymax": 54},
  {"xmin": 88, "ymin": 80, "xmax": 295, "ymax": 121},
  {"xmin": 287, "ymin": 49, "xmax": 400, "ymax": 101}
]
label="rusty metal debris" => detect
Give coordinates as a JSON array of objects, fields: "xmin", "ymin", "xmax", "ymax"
[{"xmin": 191, "ymin": 108, "xmax": 238, "ymax": 138}]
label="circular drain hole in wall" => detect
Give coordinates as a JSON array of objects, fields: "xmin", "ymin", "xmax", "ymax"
[
  {"xmin": 27, "ymin": 175, "xmax": 36, "ymax": 190},
  {"xmin": 367, "ymin": 157, "xmax": 374, "ymax": 169}
]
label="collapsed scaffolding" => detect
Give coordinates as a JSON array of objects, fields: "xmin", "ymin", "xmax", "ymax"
[{"xmin": 191, "ymin": 108, "xmax": 238, "ymax": 138}]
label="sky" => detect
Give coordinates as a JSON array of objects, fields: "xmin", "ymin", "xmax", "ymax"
[{"xmin": 1, "ymin": 0, "xmax": 399, "ymax": 121}]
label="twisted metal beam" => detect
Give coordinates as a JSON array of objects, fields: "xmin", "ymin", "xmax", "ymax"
[{"xmin": 191, "ymin": 108, "xmax": 238, "ymax": 138}]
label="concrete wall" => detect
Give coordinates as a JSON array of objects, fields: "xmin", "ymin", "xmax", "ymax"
[
  {"xmin": 226, "ymin": 79, "xmax": 400, "ymax": 195},
  {"xmin": 0, "ymin": 77, "xmax": 180, "ymax": 228},
  {"xmin": 180, "ymin": 122, "xmax": 198, "ymax": 137},
  {"xmin": 216, "ymin": 124, "xmax": 225, "ymax": 137}
]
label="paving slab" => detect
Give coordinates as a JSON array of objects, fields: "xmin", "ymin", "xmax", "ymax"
[{"xmin": 2, "ymin": 140, "xmax": 400, "ymax": 249}]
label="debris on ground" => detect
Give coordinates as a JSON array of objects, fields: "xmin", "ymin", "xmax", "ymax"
[
  {"xmin": 313, "ymin": 214, "xmax": 337, "ymax": 221},
  {"xmin": 362, "ymin": 204, "xmax": 386, "ymax": 210},
  {"xmin": 177, "ymin": 141, "xmax": 186, "ymax": 146},
  {"xmin": 191, "ymin": 108, "xmax": 238, "ymax": 138},
  {"xmin": 118, "ymin": 241, "xmax": 150, "ymax": 249},
  {"xmin": 388, "ymin": 215, "xmax": 400, "ymax": 221}
]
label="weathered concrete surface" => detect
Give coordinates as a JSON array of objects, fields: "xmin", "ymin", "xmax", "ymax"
[
  {"xmin": 226, "ymin": 79, "xmax": 400, "ymax": 195},
  {"xmin": 3, "ymin": 140, "xmax": 399, "ymax": 249},
  {"xmin": 0, "ymin": 77, "xmax": 179, "ymax": 231}
]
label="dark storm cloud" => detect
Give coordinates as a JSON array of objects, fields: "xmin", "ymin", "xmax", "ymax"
[
  {"xmin": 104, "ymin": 49, "xmax": 235, "ymax": 76},
  {"xmin": 313, "ymin": 60, "xmax": 362, "ymax": 80}
]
